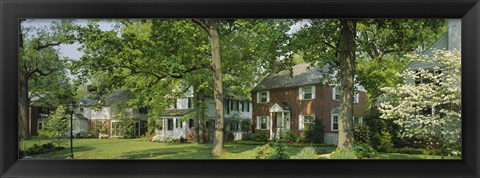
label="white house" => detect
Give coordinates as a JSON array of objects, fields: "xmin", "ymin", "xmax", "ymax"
[
  {"xmin": 157, "ymin": 87, "xmax": 252, "ymax": 141},
  {"xmin": 74, "ymin": 90, "xmax": 148, "ymax": 137}
]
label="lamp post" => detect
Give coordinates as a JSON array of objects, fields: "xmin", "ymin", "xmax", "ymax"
[{"xmin": 68, "ymin": 102, "xmax": 74, "ymax": 159}]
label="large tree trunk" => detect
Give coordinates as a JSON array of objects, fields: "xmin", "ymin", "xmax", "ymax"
[
  {"xmin": 337, "ymin": 19, "xmax": 356, "ymax": 149},
  {"xmin": 208, "ymin": 19, "xmax": 225, "ymax": 156},
  {"xmin": 197, "ymin": 87, "xmax": 207, "ymax": 143},
  {"xmin": 18, "ymin": 20, "xmax": 30, "ymax": 140},
  {"xmin": 193, "ymin": 83, "xmax": 207, "ymax": 144},
  {"xmin": 19, "ymin": 70, "xmax": 30, "ymax": 139}
]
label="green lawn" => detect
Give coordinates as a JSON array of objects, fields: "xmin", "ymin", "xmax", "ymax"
[{"xmin": 19, "ymin": 138, "xmax": 458, "ymax": 159}]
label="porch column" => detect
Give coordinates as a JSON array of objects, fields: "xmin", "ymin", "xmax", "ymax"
[
  {"xmin": 162, "ymin": 118, "xmax": 166, "ymax": 137},
  {"xmin": 281, "ymin": 111, "xmax": 285, "ymax": 139},
  {"xmin": 269, "ymin": 112, "xmax": 273, "ymax": 140}
]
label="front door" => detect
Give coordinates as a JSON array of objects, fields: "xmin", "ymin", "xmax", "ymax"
[{"xmin": 275, "ymin": 112, "xmax": 290, "ymax": 137}]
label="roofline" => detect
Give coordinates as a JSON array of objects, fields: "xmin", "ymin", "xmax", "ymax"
[{"xmin": 251, "ymin": 82, "xmax": 326, "ymax": 92}]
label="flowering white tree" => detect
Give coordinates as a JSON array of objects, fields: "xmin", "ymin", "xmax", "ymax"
[{"xmin": 379, "ymin": 49, "xmax": 461, "ymax": 157}]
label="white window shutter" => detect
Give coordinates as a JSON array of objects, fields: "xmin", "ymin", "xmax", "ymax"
[
  {"xmin": 332, "ymin": 87, "xmax": 336, "ymax": 100},
  {"xmin": 266, "ymin": 117, "xmax": 270, "ymax": 129},
  {"xmin": 311, "ymin": 85, "xmax": 316, "ymax": 99},
  {"xmin": 266, "ymin": 91, "xmax": 270, "ymax": 102},
  {"xmin": 256, "ymin": 92, "xmax": 260, "ymax": 103},
  {"xmin": 299, "ymin": 115, "xmax": 304, "ymax": 130},
  {"xmin": 298, "ymin": 87, "xmax": 303, "ymax": 100},
  {"xmin": 256, "ymin": 117, "xmax": 260, "ymax": 129}
]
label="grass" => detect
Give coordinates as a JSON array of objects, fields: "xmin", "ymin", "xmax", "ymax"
[{"xmin": 19, "ymin": 137, "xmax": 459, "ymax": 159}]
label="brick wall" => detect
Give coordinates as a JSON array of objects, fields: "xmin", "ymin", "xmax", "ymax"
[{"xmin": 252, "ymin": 84, "xmax": 367, "ymax": 135}]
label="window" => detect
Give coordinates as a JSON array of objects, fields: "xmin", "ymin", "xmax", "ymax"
[
  {"xmin": 134, "ymin": 122, "xmax": 140, "ymax": 136},
  {"xmin": 231, "ymin": 100, "xmax": 236, "ymax": 111},
  {"xmin": 304, "ymin": 115, "xmax": 315, "ymax": 130},
  {"xmin": 189, "ymin": 119, "xmax": 194, "ymax": 128},
  {"xmin": 38, "ymin": 122, "xmax": 43, "ymax": 130},
  {"xmin": 187, "ymin": 98, "xmax": 192, "ymax": 109},
  {"xmin": 241, "ymin": 102, "xmax": 245, "ymax": 112},
  {"xmin": 112, "ymin": 122, "xmax": 121, "ymax": 136},
  {"xmin": 300, "ymin": 85, "xmax": 315, "ymax": 100},
  {"xmin": 331, "ymin": 108, "xmax": 339, "ymax": 131},
  {"xmin": 79, "ymin": 107, "xmax": 84, "ymax": 113},
  {"xmin": 353, "ymin": 93, "xmax": 359, "ymax": 103},
  {"xmin": 167, "ymin": 118, "xmax": 173, "ymax": 130},
  {"xmin": 176, "ymin": 119, "xmax": 183, "ymax": 129},
  {"xmin": 140, "ymin": 121, "xmax": 147, "ymax": 128},
  {"xmin": 245, "ymin": 102, "xmax": 249, "ymax": 112},
  {"xmin": 333, "ymin": 86, "xmax": 340, "ymax": 101},
  {"xmin": 257, "ymin": 116, "xmax": 269, "ymax": 130},
  {"xmin": 139, "ymin": 107, "xmax": 148, "ymax": 114},
  {"xmin": 257, "ymin": 91, "xmax": 269, "ymax": 103},
  {"xmin": 236, "ymin": 101, "xmax": 240, "ymax": 111},
  {"xmin": 229, "ymin": 122, "xmax": 239, "ymax": 131},
  {"xmin": 415, "ymin": 70, "xmax": 442, "ymax": 86},
  {"xmin": 353, "ymin": 117, "xmax": 363, "ymax": 126}
]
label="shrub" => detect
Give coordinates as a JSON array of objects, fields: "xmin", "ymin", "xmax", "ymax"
[
  {"xmin": 284, "ymin": 131, "xmax": 299, "ymax": 142},
  {"xmin": 252, "ymin": 144, "xmax": 275, "ymax": 159},
  {"xmin": 295, "ymin": 147, "xmax": 318, "ymax": 159},
  {"xmin": 353, "ymin": 124, "xmax": 370, "ymax": 144},
  {"xmin": 304, "ymin": 119, "xmax": 324, "ymax": 143},
  {"xmin": 267, "ymin": 140, "xmax": 289, "ymax": 159},
  {"xmin": 376, "ymin": 131, "xmax": 394, "ymax": 152},
  {"xmin": 244, "ymin": 132, "xmax": 268, "ymax": 142},
  {"xmin": 177, "ymin": 136, "xmax": 187, "ymax": 143},
  {"xmin": 330, "ymin": 147, "xmax": 358, "ymax": 159},
  {"xmin": 25, "ymin": 143, "xmax": 65, "ymax": 155},
  {"xmin": 296, "ymin": 135, "xmax": 306, "ymax": 143},
  {"xmin": 186, "ymin": 133, "xmax": 195, "ymax": 143},
  {"xmin": 352, "ymin": 143, "xmax": 377, "ymax": 158}
]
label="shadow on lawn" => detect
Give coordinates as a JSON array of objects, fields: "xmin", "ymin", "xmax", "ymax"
[
  {"xmin": 117, "ymin": 143, "xmax": 259, "ymax": 159},
  {"xmin": 30, "ymin": 146, "xmax": 95, "ymax": 159}
]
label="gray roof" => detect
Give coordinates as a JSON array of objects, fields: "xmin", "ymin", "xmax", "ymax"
[
  {"xmin": 406, "ymin": 33, "xmax": 447, "ymax": 71},
  {"xmin": 80, "ymin": 90, "xmax": 131, "ymax": 106},
  {"xmin": 161, "ymin": 109, "xmax": 194, "ymax": 117},
  {"xmin": 252, "ymin": 63, "xmax": 329, "ymax": 91},
  {"xmin": 275, "ymin": 102, "xmax": 291, "ymax": 110}
]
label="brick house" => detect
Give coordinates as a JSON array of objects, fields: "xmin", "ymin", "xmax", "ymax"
[{"xmin": 251, "ymin": 63, "xmax": 367, "ymax": 145}]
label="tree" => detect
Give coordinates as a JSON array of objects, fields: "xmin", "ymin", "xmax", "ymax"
[
  {"xmin": 290, "ymin": 19, "xmax": 446, "ymax": 148},
  {"xmin": 73, "ymin": 19, "xmax": 212, "ymax": 141},
  {"xmin": 111, "ymin": 104, "xmax": 135, "ymax": 138},
  {"xmin": 39, "ymin": 105, "xmax": 69, "ymax": 146},
  {"xmin": 73, "ymin": 19, "xmax": 292, "ymax": 155},
  {"xmin": 19, "ymin": 20, "xmax": 76, "ymax": 139},
  {"xmin": 192, "ymin": 19, "xmax": 226, "ymax": 156},
  {"xmin": 379, "ymin": 49, "xmax": 461, "ymax": 157}
]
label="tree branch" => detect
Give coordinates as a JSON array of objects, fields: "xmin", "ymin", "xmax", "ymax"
[{"xmin": 192, "ymin": 19, "xmax": 209, "ymax": 33}]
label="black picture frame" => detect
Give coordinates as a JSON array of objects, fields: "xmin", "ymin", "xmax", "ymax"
[{"xmin": 1, "ymin": 0, "xmax": 479, "ymax": 177}]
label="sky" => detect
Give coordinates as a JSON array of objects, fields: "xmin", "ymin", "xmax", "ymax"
[{"xmin": 25, "ymin": 19, "xmax": 308, "ymax": 61}]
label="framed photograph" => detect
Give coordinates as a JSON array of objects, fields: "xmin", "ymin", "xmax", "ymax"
[{"xmin": 1, "ymin": 0, "xmax": 479, "ymax": 177}]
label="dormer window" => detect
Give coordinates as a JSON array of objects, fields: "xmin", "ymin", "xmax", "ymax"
[
  {"xmin": 299, "ymin": 85, "xmax": 315, "ymax": 100},
  {"xmin": 257, "ymin": 91, "xmax": 270, "ymax": 103}
]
